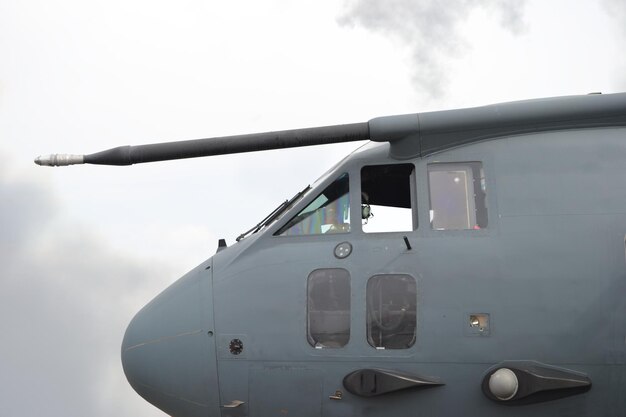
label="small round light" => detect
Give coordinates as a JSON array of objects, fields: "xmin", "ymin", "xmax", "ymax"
[
  {"xmin": 334, "ymin": 242, "xmax": 352, "ymax": 259},
  {"xmin": 489, "ymin": 368, "xmax": 519, "ymax": 401}
]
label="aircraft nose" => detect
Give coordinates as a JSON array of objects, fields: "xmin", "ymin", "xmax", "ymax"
[{"xmin": 121, "ymin": 267, "xmax": 216, "ymax": 417}]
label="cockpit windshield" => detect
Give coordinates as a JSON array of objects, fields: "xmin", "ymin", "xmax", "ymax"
[
  {"xmin": 236, "ymin": 143, "xmax": 365, "ymax": 241},
  {"xmin": 276, "ymin": 173, "xmax": 350, "ymax": 236}
]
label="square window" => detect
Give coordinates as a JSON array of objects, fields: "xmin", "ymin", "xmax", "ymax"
[
  {"xmin": 361, "ymin": 164, "xmax": 416, "ymax": 233},
  {"xmin": 367, "ymin": 274, "xmax": 417, "ymax": 349},
  {"xmin": 428, "ymin": 162, "xmax": 487, "ymax": 230},
  {"xmin": 307, "ymin": 269, "xmax": 350, "ymax": 348}
]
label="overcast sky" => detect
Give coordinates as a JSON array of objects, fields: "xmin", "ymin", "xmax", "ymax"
[{"xmin": 1, "ymin": 1, "xmax": 625, "ymax": 416}]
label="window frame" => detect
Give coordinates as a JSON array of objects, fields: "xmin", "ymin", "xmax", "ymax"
[{"xmin": 359, "ymin": 163, "xmax": 418, "ymax": 234}]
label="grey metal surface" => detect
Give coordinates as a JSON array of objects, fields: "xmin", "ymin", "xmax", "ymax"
[
  {"xmin": 121, "ymin": 260, "xmax": 220, "ymax": 417},
  {"xmin": 206, "ymin": 125, "xmax": 626, "ymax": 416},
  {"xmin": 49, "ymin": 93, "xmax": 626, "ymax": 416},
  {"xmin": 373, "ymin": 92, "xmax": 626, "ymax": 158},
  {"xmin": 85, "ymin": 122, "xmax": 369, "ymax": 165}
]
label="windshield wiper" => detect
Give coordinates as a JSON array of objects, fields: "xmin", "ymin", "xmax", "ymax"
[{"xmin": 236, "ymin": 185, "xmax": 311, "ymax": 242}]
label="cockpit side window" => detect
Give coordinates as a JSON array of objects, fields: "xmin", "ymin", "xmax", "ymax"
[
  {"xmin": 428, "ymin": 162, "xmax": 488, "ymax": 230},
  {"xmin": 361, "ymin": 164, "xmax": 416, "ymax": 233},
  {"xmin": 276, "ymin": 173, "xmax": 350, "ymax": 236}
]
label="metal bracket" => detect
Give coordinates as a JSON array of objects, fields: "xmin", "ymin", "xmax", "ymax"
[
  {"xmin": 329, "ymin": 390, "xmax": 343, "ymax": 400},
  {"xmin": 222, "ymin": 400, "xmax": 245, "ymax": 408}
]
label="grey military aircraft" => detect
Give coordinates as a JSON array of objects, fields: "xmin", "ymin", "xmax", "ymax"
[{"xmin": 36, "ymin": 92, "xmax": 626, "ymax": 417}]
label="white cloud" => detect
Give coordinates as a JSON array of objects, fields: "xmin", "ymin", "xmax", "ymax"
[
  {"xmin": 0, "ymin": 169, "xmax": 168, "ymax": 417},
  {"xmin": 339, "ymin": 0, "xmax": 529, "ymax": 98}
]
